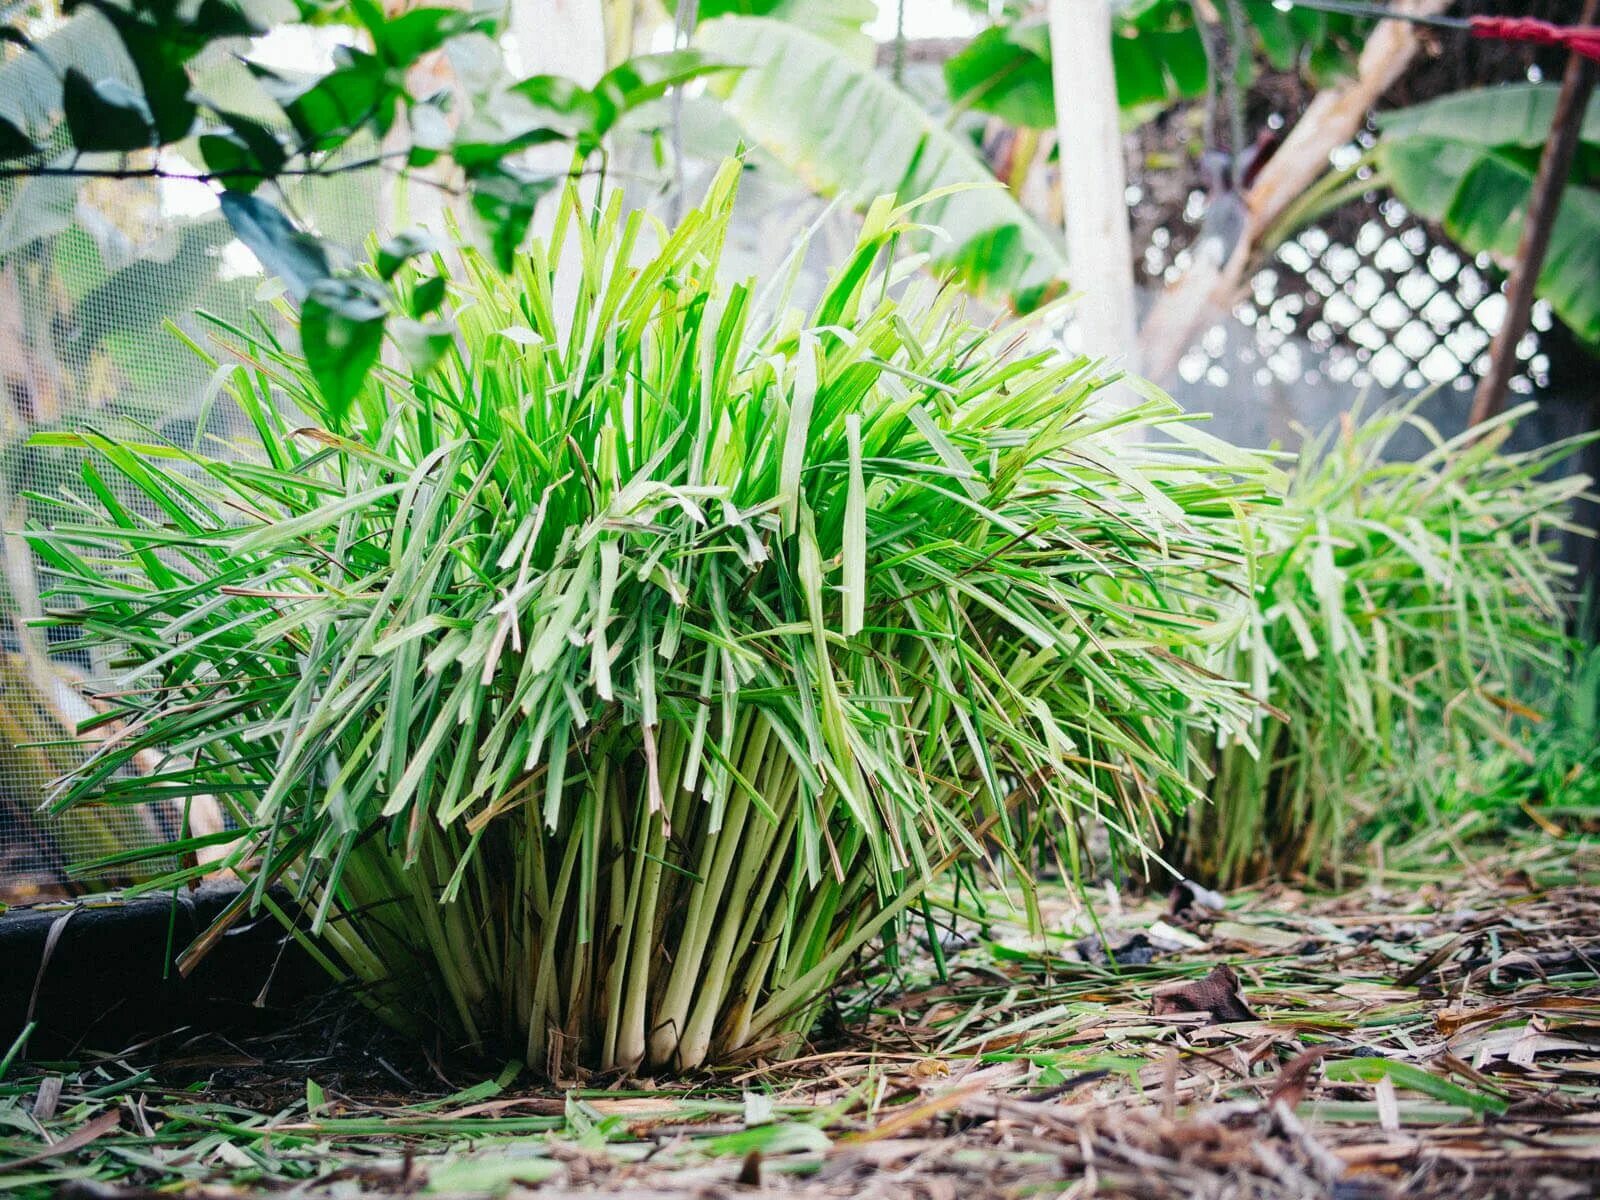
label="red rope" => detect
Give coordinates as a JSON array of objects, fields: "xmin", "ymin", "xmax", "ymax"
[{"xmin": 1470, "ymin": 16, "xmax": 1600, "ymax": 63}]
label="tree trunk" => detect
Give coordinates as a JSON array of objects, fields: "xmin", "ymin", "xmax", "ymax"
[{"xmin": 1048, "ymin": 0, "xmax": 1139, "ymax": 373}]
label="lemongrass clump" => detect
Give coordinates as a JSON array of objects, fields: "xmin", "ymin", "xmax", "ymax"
[
  {"xmin": 1182, "ymin": 402, "xmax": 1587, "ymax": 887},
  {"xmin": 34, "ymin": 165, "xmax": 1267, "ymax": 1073}
]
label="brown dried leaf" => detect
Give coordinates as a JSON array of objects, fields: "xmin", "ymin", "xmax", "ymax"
[
  {"xmin": 1151, "ymin": 964, "xmax": 1258, "ymax": 1024},
  {"xmin": 736, "ymin": 1149, "xmax": 762, "ymax": 1187}
]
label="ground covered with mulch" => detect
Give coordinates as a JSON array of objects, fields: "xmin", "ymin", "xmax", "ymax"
[{"xmin": 4, "ymin": 841, "xmax": 1600, "ymax": 1200}]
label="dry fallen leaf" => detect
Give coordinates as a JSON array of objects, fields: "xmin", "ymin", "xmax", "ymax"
[
  {"xmin": 908, "ymin": 1059, "xmax": 950, "ymax": 1081},
  {"xmin": 1151, "ymin": 964, "xmax": 1258, "ymax": 1024}
]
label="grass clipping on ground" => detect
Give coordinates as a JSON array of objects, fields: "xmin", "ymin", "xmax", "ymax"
[
  {"xmin": 3, "ymin": 845, "xmax": 1599, "ymax": 1200},
  {"xmin": 30, "ymin": 164, "xmax": 1269, "ymax": 1073}
]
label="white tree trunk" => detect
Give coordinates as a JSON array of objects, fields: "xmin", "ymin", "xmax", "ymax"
[
  {"xmin": 1048, "ymin": 0, "xmax": 1139, "ymax": 373},
  {"xmin": 510, "ymin": 0, "xmax": 608, "ymax": 83}
]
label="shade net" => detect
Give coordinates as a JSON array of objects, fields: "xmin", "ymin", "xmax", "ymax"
[{"xmin": 0, "ymin": 11, "xmax": 385, "ymax": 897}]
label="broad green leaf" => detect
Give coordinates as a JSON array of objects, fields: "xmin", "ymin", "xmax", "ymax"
[
  {"xmin": 454, "ymin": 76, "xmax": 599, "ymax": 169},
  {"xmin": 0, "ymin": 113, "xmax": 34, "ymax": 160},
  {"xmin": 467, "ymin": 163, "xmax": 559, "ymax": 272},
  {"xmin": 62, "ymin": 69, "xmax": 153, "ymax": 152},
  {"xmin": 410, "ymin": 274, "xmax": 448, "ymax": 317},
  {"xmin": 697, "ymin": 16, "xmax": 1069, "ymax": 307},
  {"xmin": 589, "ymin": 50, "xmax": 734, "ymax": 140},
  {"xmin": 667, "ymin": 0, "xmax": 877, "ymax": 62},
  {"xmin": 408, "ymin": 98, "xmax": 453, "ymax": 165},
  {"xmin": 378, "ymin": 229, "xmax": 441, "ymax": 280},
  {"xmin": 1375, "ymin": 86, "xmax": 1600, "ymax": 345},
  {"xmin": 368, "ymin": 7, "xmax": 487, "ymax": 68},
  {"xmin": 300, "ymin": 277, "xmax": 388, "ymax": 420},
  {"xmin": 392, "ymin": 316, "xmax": 453, "ymax": 373},
  {"xmin": 945, "ymin": 3, "xmax": 1359, "ymax": 128},
  {"xmin": 77, "ymin": 9, "xmax": 203, "ymax": 140},
  {"xmin": 219, "ymin": 191, "xmax": 333, "ymax": 300},
  {"xmin": 944, "ymin": 22, "xmax": 1054, "ymax": 129},
  {"xmin": 1375, "ymin": 83, "xmax": 1600, "ymax": 155},
  {"xmin": 199, "ymin": 113, "xmax": 287, "ymax": 192},
  {"xmin": 252, "ymin": 49, "xmax": 395, "ymax": 151}
]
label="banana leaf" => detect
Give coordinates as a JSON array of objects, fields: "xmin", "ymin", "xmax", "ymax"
[
  {"xmin": 1374, "ymin": 84, "xmax": 1600, "ymax": 347},
  {"xmin": 697, "ymin": 16, "xmax": 1069, "ymax": 309}
]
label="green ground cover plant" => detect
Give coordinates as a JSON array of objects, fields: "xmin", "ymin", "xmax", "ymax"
[
  {"xmin": 1181, "ymin": 403, "xmax": 1589, "ymax": 887},
  {"xmin": 27, "ymin": 165, "xmax": 1270, "ymax": 1073},
  {"xmin": 1373, "ymin": 634, "xmax": 1600, "ymax": 872}
]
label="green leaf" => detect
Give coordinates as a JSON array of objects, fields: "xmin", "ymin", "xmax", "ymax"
[
  {"xmin": 68, "ymin": 6, "xmax": 202, "ymax": 140},
  {"xmin": 666, "ymin": 0, "xmax": 876, "ymax": 63},
  {"xmin": 697, "ymin": 17, "xmax": 1069, "ymax": 306},
  {"xmin": 62, "ymin": 68, "xmax": 153, "ymax": 152},
  {"xmin": 423, "ymin": 1156, "xmax": 560, "ymax": 1193},
  {"xmin": 253, "ymin": 49, "xmax": 394, "ymax": 151},
  {"xmin": 1375, "ymin": 82, "xmax": 1600, "ymax": 157},
  {"xmin": 300, "ymin": 277, "xmax": 388, "ymax": 421},
  {"xmin": 702, "ymin": 1120, "xmax": 831, "ymax": 1156},
  {"xmin": 0, "ymin": 113, "xmax": 34, "ymax": 161},
  {"xmin": 453, "ymin": 76, "xmax": 598, "ymax": 169},
  {"xmin": 467, "ymin": 164, "xmax": 558, "ymax": 272},
  {"xmin": 198, "ymin": 114, "xmax": 287, "ymax": 191},
  {"xmin": 219, "ymin": 190, "xmax": 333, "ymax": 301},
  {"xmin": 410, "ymin": 274, "xmax": 448, "ymax": 317},
  {"xmin": 1246, "ymin": 0, "xmax": 1300, "ymax": 72},
  {"xmin": 371, "ymin": 6, "xmax": 487, "ymax": 68},
  {"xmin": 1323, "ymin": 1058, "xmax": 1508, "ymax": 1115},
  {"xmin": 1374, "ymin": 86, "xmax": 1600, "ymax": 345},
  {"xmin": 944, "ymin": 2, "xmax": 1359, "ymax": 128},
  {"xmin": 408, "ymin": 97, "xmax": 453, "ymax": 165},
  {"xmin": 392, "ymin": 317, "xmax": 453, "ymax": 373},
  {"xmin": 29, "ymin": 163, "xmax": 1286, "ymax": 1081},
  {"xmin": 1112, "ymin": 24, "xmax": 1209, "ymax": 110},
  {"xmin": 944, "ymin": 22, "xmax": 1054, "ymax": 129},
  {"xmin": 377, "ymin": 229, "xmax": 440, "ymax": 279},
  {"xmin": 189, "ymin": 0, "xmax": 270, "ymax": 39},
  {"xmin": 589, "ymin": 50, "xmax": 734, "ymax": 140}
]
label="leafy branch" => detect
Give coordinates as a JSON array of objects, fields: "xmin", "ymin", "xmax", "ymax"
[{"xmin": 0, "ymin": 0, "xmax": 730, "ymax": 413}]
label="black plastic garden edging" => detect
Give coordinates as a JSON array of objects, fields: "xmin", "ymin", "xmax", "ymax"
[{"xmin": 0, "ymin": 885, "xmax": 324, "ymax": 1056}]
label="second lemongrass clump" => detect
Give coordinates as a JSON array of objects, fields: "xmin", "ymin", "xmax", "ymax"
[
  {"xmin": 37, "ymin": 165, "xmax": 1267, "ymax": 1073},
  {"xmin": 1183, "ymin": 403, "xmax": 1587, "ymax": 887}
]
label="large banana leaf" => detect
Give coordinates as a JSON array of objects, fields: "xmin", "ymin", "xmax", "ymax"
[
  {"xmin": 666, "ymin": 0, "xmax": 876, "ymax": 64},
  {"xmin": 696, "ymin": 16, "xmax": 1068, "ymax": 309},
  {"xmin": 1374, "ymin": 85, "xmax": 1600, "ymax": 347},
  {"xmin": 1375, "ymin": 83, "xmax": 1600, "ymax": 158}
]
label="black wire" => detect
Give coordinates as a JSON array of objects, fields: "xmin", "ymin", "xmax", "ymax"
[{"xmin": 1274, "ymin": 0, "xmax": 1472, "ymax": 29}]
